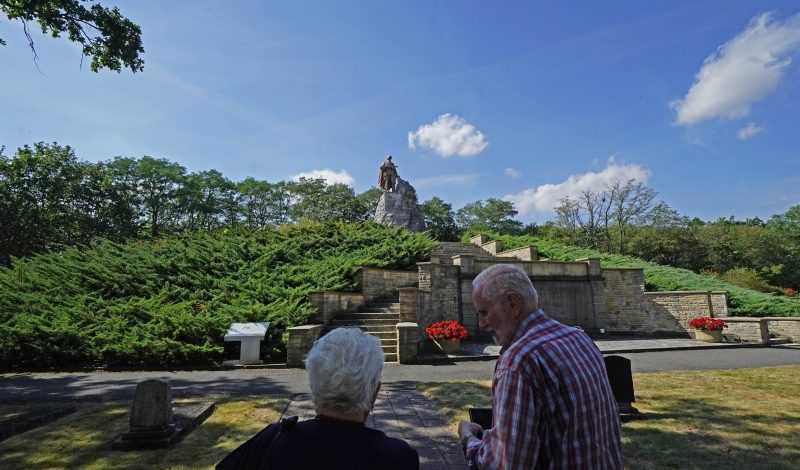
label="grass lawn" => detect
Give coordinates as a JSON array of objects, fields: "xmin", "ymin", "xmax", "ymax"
[
  {"xmin": 0, "ymin": 397, "xmax": 288, "ymax": 470},
  {"xmin": 2, "ymin": 366, "xmax": 797, "ymax": 469},
  {"xmin": 418, "ymin": 365, "xmax": 800, "ymax": 470}
]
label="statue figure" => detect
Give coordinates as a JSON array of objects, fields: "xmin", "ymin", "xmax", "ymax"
[{"xmin": 378, "ymin": 155, "xmax": 398, "ymax": 192}]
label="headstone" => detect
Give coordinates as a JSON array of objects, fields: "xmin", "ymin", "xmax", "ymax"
[
  {"xmin": 224, "ymin": 321, "xmax": 270, "ymax": 365},
  {"xmin": 373, "ymin": 177, "xmax": 426, "ymax": 232},
  {"xmin": 130, "ymin": 379, "xmax": 174, "ymax": 431},
  {"xmin": 604, "ymin": 355, "xmax": 641, "ymax": 419},
  {"xmin": 113, "ymin": 379, "xmax": 216, "ymax": 450},
  {"xmin": 112, "ymin": 379, "xmax": 177, "ymax": 449}
]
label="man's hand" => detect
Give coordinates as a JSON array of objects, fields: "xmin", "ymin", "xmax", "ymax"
[{"xmin": 458, "ymin": 420, "xmax": 483, "ymax": 441}]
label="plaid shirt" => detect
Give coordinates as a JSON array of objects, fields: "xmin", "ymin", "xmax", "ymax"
[{"xmin": 466, "ymin": 310, "xmax": 623, "ymax": 469}]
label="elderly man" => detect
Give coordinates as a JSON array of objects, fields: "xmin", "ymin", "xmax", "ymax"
[
  {"xmin": 458, "ymin": 263, "xmax": 623, "ymax": 469},
  {"xmin": 218, "ymin": 328, "xmax": 419, "ymax": 469}
]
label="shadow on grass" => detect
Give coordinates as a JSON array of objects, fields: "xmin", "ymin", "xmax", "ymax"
[
  {"xmin": 0, "ymin": 396, "xmax": 292, "ymax": 470},
  {"xmin": 624, "ymin": 396, "xmax": 800, "ymax": 470}
]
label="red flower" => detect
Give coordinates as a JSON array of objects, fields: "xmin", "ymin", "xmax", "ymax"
[
  {"xmin": 688, "ymin": 316, "xmax": 727, "ymax": 331},
  {"xmin": 426, "ymin": 320, "xmax": 468, "ymax": 342}
]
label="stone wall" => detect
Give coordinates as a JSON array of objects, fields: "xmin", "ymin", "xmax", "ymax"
[
  {"xmin": 766, "ymin": 318, "xmax": 800, "ymax": 341},
  {"xmin": 356, "ymin": 268, "xmax": 419, "ymax": 303},
  {"xmin": 416, "ymin": 263, "xmax": 461, "ymax": 343},
  {"xmin": 722, "ymin": 317, "xmax": 769, "ymax": 343},
  {"xmin": 644, "ymin": 291, "xmax": 729, "ymax": 329},
  {"xmin": 496, "ymin": 246, "xmax": 538, "ymax": 261},
  {"xmin": 597, "ymin": 269, "xmax": 684, "ymax": 335},
  {"xmin": 397, "ymin": 322, "xmax": 419, "ymax": 364},
  {"xmin": 308, "ymin": 291, "xmax": 364, "ymax": 324},
  {"xmin": 459, "ymin": 259, "xmax": 602, "ymax": 337},
  {"xmin": 287, "ymin": 324, "xmax": 323, "ymax": 367}
]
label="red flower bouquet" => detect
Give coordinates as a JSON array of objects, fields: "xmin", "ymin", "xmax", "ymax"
[
  {"xmin": 425, "ymin": 320, "xmax": 468, "ymax": 343},
  {"xmin": 688, "ymin": 316, "xmax": 727, "ymax": 331}
]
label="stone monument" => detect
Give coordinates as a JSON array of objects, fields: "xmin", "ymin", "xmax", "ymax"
[
  {"xmin": 373, "ymin": 177, "xmax": 426, "ymax": 232},
  {"xmin": 112, "ymin": 378, "xmax": 216, "ymax": 450}
]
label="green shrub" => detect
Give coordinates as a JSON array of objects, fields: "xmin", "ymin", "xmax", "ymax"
[{"xmin": 0, "ymin": 222, "xmax": 436, "ymax": 370}]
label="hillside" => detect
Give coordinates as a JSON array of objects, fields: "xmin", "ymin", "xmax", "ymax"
[
  {"xmin": 492, "ymin": 233, "xmax": 800, "ymax": 317},
  {"xmin": 0, "ymin": 222, "xmax": 436, "ymax": 370},
  {"xmin": 2, "ymin": 225, "xmax": 797, "ymax": 371}
]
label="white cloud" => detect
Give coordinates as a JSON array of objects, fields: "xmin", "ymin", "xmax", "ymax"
[
  {"xmin": 414, "ymin": 173, "xmax": 480, "ymax": 189},
  {"xmin": 737, "ymin": 122, "xmax": 765, "ymax": 140},
  {"xmin": 504, "ymin": 168, "xmax": 522, "ymax": 179},
  {"xmin": 407, "ymin": 114, "xmax": 488, "ymax": 157},
  {"xmin": 671, "ymin": 12, "xmax": 800, "ymax": 126},
  {"xmin": 504, "ymin": 158, "xmax": 652, "ymax": 216},
  {"xmin": 292, "ymin": 169, "xmax": 354, "ymax": 186}
]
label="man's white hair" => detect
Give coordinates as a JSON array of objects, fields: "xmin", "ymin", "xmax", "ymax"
[
  {"xmin": 473, "ymin": 263, "xmax": 538, "ymax": 310},
  {"xmin": 305, "ymin": 327, "xmax": 384, "ymax": 415}
]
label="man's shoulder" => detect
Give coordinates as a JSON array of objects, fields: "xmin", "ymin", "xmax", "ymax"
[{"xmin": 501, "ymin": 315, "xmax": 595, "ymax": 368}]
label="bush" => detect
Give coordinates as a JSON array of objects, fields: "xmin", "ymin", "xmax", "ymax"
[{"xmin": 0, "ymin": 222, "xmax": 436, "ymax": 370}]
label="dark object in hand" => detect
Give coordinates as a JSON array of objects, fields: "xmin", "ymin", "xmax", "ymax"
[{"xmin": 468, "ymin": 407, "xmax": 492, "ymax": 433}]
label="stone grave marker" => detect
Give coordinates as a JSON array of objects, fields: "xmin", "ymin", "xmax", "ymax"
[
  {"xmin": 113, "ymin": 378, "xmax": 176, "ymax": 450},
  {"xmin": 113, "ymin": 379, "xmax": 215, "ymax": 450}
]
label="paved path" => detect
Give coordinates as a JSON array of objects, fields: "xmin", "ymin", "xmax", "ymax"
[{"xmin": 2, "ymin": 340, "xmax": 799, "ymax": 469}]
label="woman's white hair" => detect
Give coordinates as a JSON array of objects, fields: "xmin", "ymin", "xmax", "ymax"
[
  {"xmin": 473, "ymin": 263, "xmax": 538, "ymax": 310},
  {"xmin": 305, "ymin": 327, "xmax": 384, "ymax": 415}
]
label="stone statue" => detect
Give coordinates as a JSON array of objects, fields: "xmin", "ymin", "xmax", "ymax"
[
  {"xmin": 378, "ymin": 155, "xmax": 398, "ymax": 192},
  {"xmin": 373, "ymin": 177, "xmax": 426, "ymax": 232}
]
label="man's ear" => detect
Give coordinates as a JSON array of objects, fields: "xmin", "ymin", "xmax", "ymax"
[{"xmin": 508, "ymin": 292, "xmax": 524, "ymax": 317}]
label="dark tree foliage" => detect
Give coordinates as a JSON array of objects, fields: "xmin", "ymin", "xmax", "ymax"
[
  {"xmin": 1, "ymin": 0, "xmax": 144, "ymax": 72},
  {"xmin": 420, "ymin": 196, "xmax": 459, "ymax": 241},
  {"xmin": 0, "ymin": 142, "xmax": 137, "ymax": 265}
]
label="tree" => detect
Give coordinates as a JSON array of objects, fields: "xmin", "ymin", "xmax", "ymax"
[
  {"xmin": 1, "ymin": 0, "xmax": 144, "ymax": 72},
  {"xmin": 355, "ymin": 187, "xmax": 383, "ymax": 222},
  {"xmin": 555, "ymin": 189, "xmax": 611, "ymax": 250},
  {"xmin": 553, "ymin": 179, "xmax": 656, "ymax": 253},
  {"xmin": 420, "ymin": 197, "xmax": 459, "ymax": 241},
  {"xmin": 0, "ymin": 142, "xmax": 135, "ymax": 264},
  {"xmin": 456, "ymin": 198, "xmax": 522, "ymax": 234},
  {"xmin": 135, "ymin": 156, "xmax": 185, "ymax": 237},
  {"xmin": 608, "ymin": 179, "xmax": 657, "ymax": 253},
  {"xmin": 177, "ymin": 170, "xmax": 236, "ymax": 231},
  {"xmin": 287, "ymin": 178, "xmax": 370, "ymax": 223},
  {"xmin": 237, "ymin": 178, "xmax": 293, "ymax": 228}
]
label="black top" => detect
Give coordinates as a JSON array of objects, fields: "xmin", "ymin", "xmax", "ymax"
[{"xmin": 217, "ymin": 416, "xmax": 419, "ymax": 470}]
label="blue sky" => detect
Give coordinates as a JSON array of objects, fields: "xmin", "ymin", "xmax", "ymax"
[{"xmin": 2, "ymin": 0, "xmax": 799, "ymax": 224}]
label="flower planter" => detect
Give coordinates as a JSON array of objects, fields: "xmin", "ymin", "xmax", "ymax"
[
  {"xmin": 694, "ymin": 329, "xmax": 722, "ymax": 343},
  {"xmin": 434, "ymin": 338, "xmax": 461, "ymax": 354}
]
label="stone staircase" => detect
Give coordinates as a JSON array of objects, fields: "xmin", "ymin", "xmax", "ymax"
[
  {"xmin": 430, "ymin": 241, "xmax": 494, "ymax": 264},
  {"xmin": 323, "ymin": 296, "xmax": 402, "ymax": 362},
  {"xmin": 312, "ymin": 241, "xmax": 499, "ymax": 363}
]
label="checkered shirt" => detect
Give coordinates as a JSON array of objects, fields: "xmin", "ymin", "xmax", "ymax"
[{"xmin": 465, "ymin": 310, "xmax": 623, "ymax": 469}]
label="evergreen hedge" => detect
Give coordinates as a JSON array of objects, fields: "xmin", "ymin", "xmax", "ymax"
[{"xmin": 0, "ymin": 222, "xmax": 436, "ymax": 370}]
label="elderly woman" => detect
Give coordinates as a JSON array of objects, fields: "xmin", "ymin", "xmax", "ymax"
[{"xmin": 217, "ymin": 327, "xmax": 419, "ymax": 469}]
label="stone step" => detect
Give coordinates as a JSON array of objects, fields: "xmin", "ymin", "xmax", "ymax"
[
  {"xmin": 322, "ymin": 326, "xmax": 397, "ymax": 338},
  {"xmin": 770, "ymin": 336, "xmax": 792, "ymax": 345},
  {"xmin": 330, "ymin": 319, "xmax": 399, "ymax": 327},
  {"xmin": 364, "ymin": 303, "xmax": 400, "ymax": 311},
  {"xmin": 383, "ymin": 353, "xmax": 398, "ymax": 362},
  {"xmin": 336, "ymin": 312, "xmax": 400, "ymax": 320}
]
